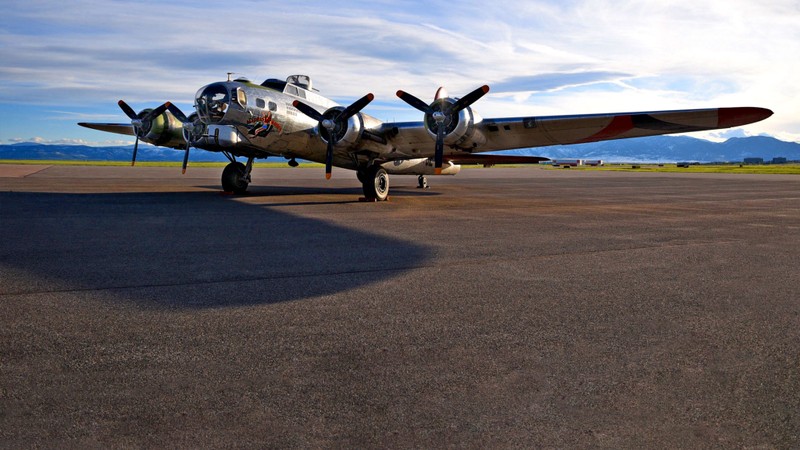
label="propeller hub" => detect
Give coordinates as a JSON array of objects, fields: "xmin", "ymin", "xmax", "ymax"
[
  {"xmin": 322, "ymin": 119, "xmax": 335, "ymax": 130},
  {"xmin": 432, "ymin": 111, "xmax": 446, "ymax": 123}
]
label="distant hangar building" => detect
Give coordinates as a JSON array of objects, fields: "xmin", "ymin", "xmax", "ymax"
[
  {"xmin": 552, "ymin": 159, "xmax": 603, "ymax": 167},
  {"xmin": 553, "ymin": 159, "xmax": 583, "ymax": 167}
]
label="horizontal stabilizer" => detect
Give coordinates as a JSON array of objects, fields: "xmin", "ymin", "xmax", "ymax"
[{"xmin": 446, "ymin": 154, "xmax": 549, "ymax": 165}]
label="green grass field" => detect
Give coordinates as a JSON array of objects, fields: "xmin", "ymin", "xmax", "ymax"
[
  {"xmin": 543, "ymin": 163, "xmax": 800, "ymax": 175},
  {"xmin": 0, "ymin": 160, "xmax": 323, "ymax": 168}
]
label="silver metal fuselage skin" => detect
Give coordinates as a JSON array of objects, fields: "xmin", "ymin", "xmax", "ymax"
[{"xmin": 190, "ymin": 80, "xmax": 405, "ymax": 171}]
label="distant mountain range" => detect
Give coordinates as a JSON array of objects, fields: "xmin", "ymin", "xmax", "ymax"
[
  {"xmin": 2, "ymin": 135, "xmax": 799, "ymax": 163},
  {"xmin": 0, "ymin": 142, "xmax": 229, "ymax": 162},
  {"xmin": 496, "ymin": 135, "xmax": 800, "ymax": 163}
]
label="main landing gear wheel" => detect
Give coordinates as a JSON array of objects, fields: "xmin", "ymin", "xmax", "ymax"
[
  {"xmin": 222, "ymin": 161, "xmax": 249, "ymax": 194},
  {"xmin": 361, "ymin": 166, "xmax": 390, "ymax": 201},
  {"xmin": 417, "ymin": 175, "xmax": 428, "ymax": 189}
]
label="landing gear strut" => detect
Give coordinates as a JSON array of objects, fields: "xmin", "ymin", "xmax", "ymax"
[
  {"xmin": 359, "ymin": 166, "xmax": 390, "ymax": 201},
  {"xmin": 221, "ymin": 156, "xmax": 254, "ymax": 194}
]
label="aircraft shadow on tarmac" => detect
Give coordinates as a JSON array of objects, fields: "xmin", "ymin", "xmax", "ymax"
[
  {"xmin": 198, "ymin": 184, "xmax": 441, "ymax": 206},
  {"xmin": 0, "ymin": 191, "xmax": 431, "ymax": 308}
]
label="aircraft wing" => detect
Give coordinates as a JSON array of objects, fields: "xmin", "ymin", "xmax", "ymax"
[
  {"xmin": 78, "ymin": 122, "xmax": 136, "ymax": 137},
  {"xmin": 384, "ymin": 107, "xmax": 772, "ymax": 154}
]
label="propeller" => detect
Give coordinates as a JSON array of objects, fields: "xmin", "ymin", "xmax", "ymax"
[
  {"xmin": 118, "ymin": 100, "xmax": 194, "ymax": 172},
  {"xmin": 117, "ymin": 100, "xmax": 169, "ymax": 166},
  {"xmin": 293, "ymin": 93, "xmax": 374, "ymax": 179},
  {"xmin": 396, "ymin": 85, "xmax": 489, "ymax": 174}
]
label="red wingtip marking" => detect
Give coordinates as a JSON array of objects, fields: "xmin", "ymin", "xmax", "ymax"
[{"xmin": 718, "ymin": 107, "xmax": 774, "ymax": 128}]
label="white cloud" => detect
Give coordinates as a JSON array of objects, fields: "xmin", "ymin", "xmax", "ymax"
[{"xmin": 1, "ymin": 0, "xmax": 797, "ymax": 143}]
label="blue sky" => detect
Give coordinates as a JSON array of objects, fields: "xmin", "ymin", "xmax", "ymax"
[{"xmin": 1, "ymin": 0, "xmax": 798, "ymax": 145}]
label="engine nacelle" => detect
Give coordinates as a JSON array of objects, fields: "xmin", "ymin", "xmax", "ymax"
[
  {"xmin": 319, "ymin": 107, "xmax": 365, "ymax": 148},
  {"xmin": 425, "ymin": 100, "xmax": 487, "ymax": 149},
  {"xmin": 182, "ymin": 113, "xmax": 206, "ymax": 145},
  {"xmin": 138, "ymin": 108, "xmax": 186, "ymax": 149}
]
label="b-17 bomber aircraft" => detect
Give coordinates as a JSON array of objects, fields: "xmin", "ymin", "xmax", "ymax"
[{"xmin": 79, "ymin": 74, "xmax": 772, "ymax": 200}]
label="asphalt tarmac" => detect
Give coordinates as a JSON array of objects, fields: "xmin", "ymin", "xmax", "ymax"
[{"xmin": 1, "ymin": 164, "xmax": 799, "ymax": 447}]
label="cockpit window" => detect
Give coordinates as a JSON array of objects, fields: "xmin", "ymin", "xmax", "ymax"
[
  {"xmin": 234, "ymin": 88, "xmax": 247, "ymax": 108},
  {"xmin": 196, "ymin": 83, "xmax": 230, "ymax": 123}
]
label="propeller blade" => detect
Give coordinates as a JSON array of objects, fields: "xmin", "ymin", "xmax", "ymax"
[
  {"xmin": 339, "ymin": 93, "xmax": 374, "ymax": 120},
  {"xmin": 118, "ymin": 100, "xmax": 138, "ymax": 120},
  {"xmin": 325, "ymin": 140, "xmax": 334, "ymax": 180},
  {"xmin": 165, "ymin": 102, "xmax": 189, "ymax": 123},
  {"xmin": 452, "ymin": 85, "xmax": 490, "ymax": 113},
  {"xmin": 131, "ymin": 136, "xmax": 139, "ymax": 166},
  {"xmin": 146, "ymin": 103, "xmax": 169, "ymax": 121},
  {"xmin": 396, "ymin": 90, "xmax": 433, "ymax": 114},
  {"xmin": 434, "ymin": 124, "xmax": 445, "ymax": 175},
  {"xmin": 292, "ymin": 100, "xmax": 323, "ymax": 122},
  {"xmin": 181, "ymin": 144, "xmax": 190, "ymax": 174}
]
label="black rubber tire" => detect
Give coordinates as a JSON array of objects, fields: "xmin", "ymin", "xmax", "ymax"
[
  {"xmin": 361, "ymin": 166, "xmax": 389, "ymax": 201},
  {"xmin": 221, "ymin": 162, "xmax": 248, "ymax": 194}
]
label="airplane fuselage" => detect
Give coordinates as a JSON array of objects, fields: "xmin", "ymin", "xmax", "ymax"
[{"xmin": 190, "ymin": 77, "xmax": 393, "ymax": 171}]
